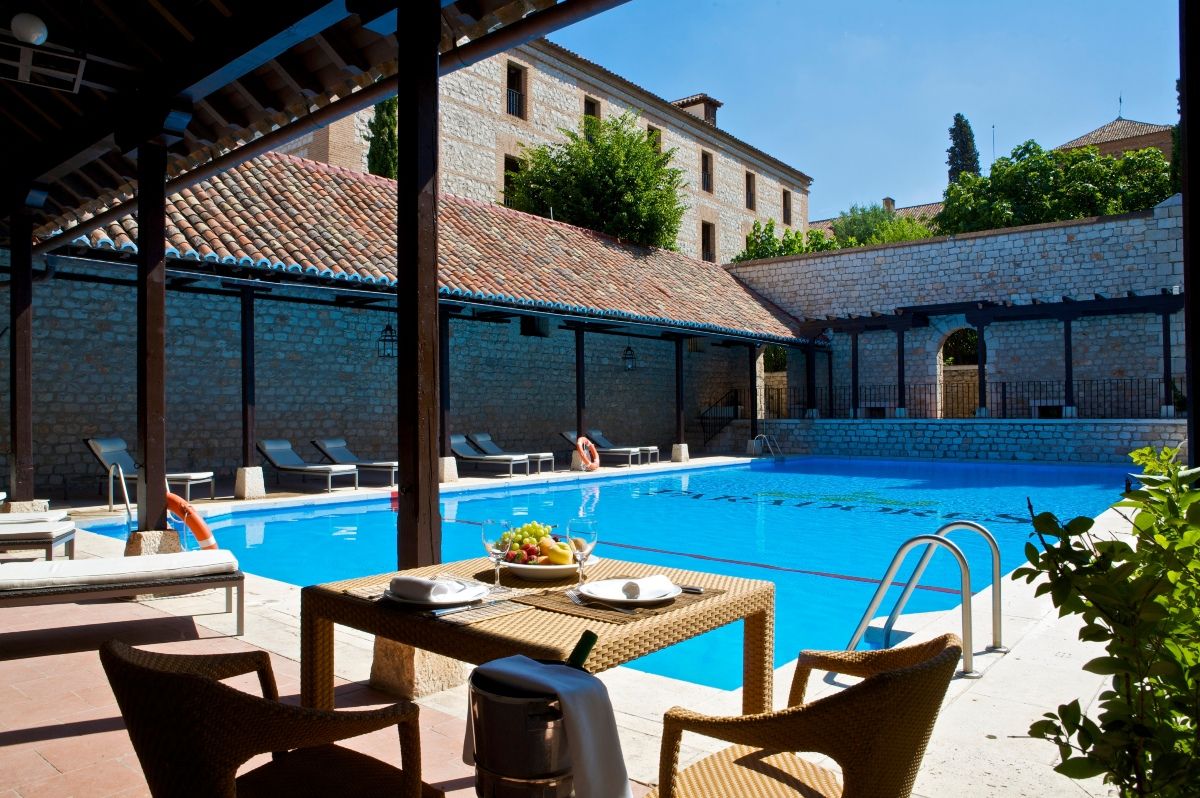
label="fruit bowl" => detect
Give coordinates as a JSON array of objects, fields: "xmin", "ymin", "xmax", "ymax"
[{"xmin": 503, "ymin": 557, "xmax": 599, "ymax": 581}]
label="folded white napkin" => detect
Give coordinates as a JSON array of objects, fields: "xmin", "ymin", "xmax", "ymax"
[
  {"xmin": 584, "ymin": 575, "xmax": 674, "ymax": 602},
  {"xmin": 464, "ymin": 655, "xmax": 632, "ymax": 798},
  {"xmin": 388, "ymin": 575, "xmax": 466, "ymax": 601}
]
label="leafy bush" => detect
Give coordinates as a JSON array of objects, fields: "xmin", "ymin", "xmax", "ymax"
[
  {"xmin": 830, "ymin": 203, "xmax": 934, "ymax": 247},
  {"xmin": 1014, "ymin": 447, "xmax": 1200, "ymax": 796},
  {"xmin": 730, "ymin": 219, "xmax": 839, "ymax": 263},
  {"xmin": 936, "ymin": 141, "xmax": 1172, "ymax": 235},
  {"xmin": 505, "ymin": 113, "xmax": 687, "ymax": 250}
]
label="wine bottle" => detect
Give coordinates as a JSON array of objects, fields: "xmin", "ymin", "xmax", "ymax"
[{"xmin": 566, "ymin": 630, "xmax": 598, "ymax": 667}]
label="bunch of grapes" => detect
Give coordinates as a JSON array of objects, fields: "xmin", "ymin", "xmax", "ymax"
[{"xmin": 499, "ymin": 521, "xmax": 556, "ymax": 564}]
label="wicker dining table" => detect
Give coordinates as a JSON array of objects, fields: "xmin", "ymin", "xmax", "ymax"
[{"xmin": 300, "ymin": 557, "xmax": 775, "ymax": 714}]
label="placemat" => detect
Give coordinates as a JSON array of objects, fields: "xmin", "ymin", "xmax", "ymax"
[
  {"xmin": 342, "ymin": 582, "xmax": 535, "ymax": 626},
  {"xmin": 511, "ymin": 587, "xmax": 725, "ymax": 624}
]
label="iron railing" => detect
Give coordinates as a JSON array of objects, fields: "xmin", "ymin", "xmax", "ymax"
[
  {"xmin": 701, "ymin": 170, "xmax": 713, "ymax": 192},
  {"xmin": 757, "ymin": 377, "xmax": 1186, "ymax": 420},
  {"xmin": 699, "ymin": 389, "xmax": 741, "ymax": 443},
  {"xmin": 506, "ymin": 88, "xmax": 524, "ymax": 118}
]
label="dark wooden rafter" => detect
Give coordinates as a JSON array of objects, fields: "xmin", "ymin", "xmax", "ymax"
[{"xmin": 8, "ymin": 203, "xmax": 36, "ymax": 502}]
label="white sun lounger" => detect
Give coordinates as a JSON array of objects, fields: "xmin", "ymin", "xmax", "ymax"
[
  {"xmin": 467, "ymin": 432, "xmax": 554, "ymax": 473},
  {"xmin": 257, "ymin": 439, "xmax": 358, "ymax": 492},
  {"xmin": 0, "ymin": 550, "xmax": 244, "ymax": 635},
  {"xmin": 85, "ymin": 438, "xmax": 216, "ymax": 502},
  {"xmin": 589, "ymin": 429, "xmax": 659, "ymax": 464},
  {"xmin": 561, "ymin": 431, "xmax": 640, "ymax": 467},
  {"xmin": 450, "ymin": 434, "xmax": 530, "ymax": 477},
  {"xmin": 0, "ymin": 520, "xmax": 75, "ymax": 560},
  {"xmin": 311, "ymin": 437, "xmax": 397, "ymax": 485}
]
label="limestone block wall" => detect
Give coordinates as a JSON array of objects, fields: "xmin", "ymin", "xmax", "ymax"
[
  {"xmin": 730, "ymin": 199, "xmax": 1186, "ymax": 400},
  {"xmin": 0, "ymin": 266, "xmax": 745, "ymax": 494},
  {"xmin": 709, "ymin": 418, "xmax": 1186, "ymax": 465}
]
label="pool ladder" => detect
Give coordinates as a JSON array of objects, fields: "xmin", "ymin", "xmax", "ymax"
[
  {"xmin": 752, "ymin": 433, "xmax": 784, "ymax": 461},
  {"xmin": 846, "ymin": 521, "xmax": 1008, "ymax": 677},
  {"xmin": 107, "ymin": 463, "xmax": 135, "ymax": 533}
]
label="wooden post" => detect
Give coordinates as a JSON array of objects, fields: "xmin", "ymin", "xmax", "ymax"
[
  {"xmin": 1183, "ymin": 0, "xmax": 1197, "ymax": 461},
  {"xmin": 747, "ymin": 344, "xmax": 759, "ymax": 438},
  {"xmin": 136, "ymin": 141, "xmax": 168, "ymax": 531},
  {"xmin": 825, "ymin": 347, "xmax": 833, "ymax": 416},
  {"xmin": 575, "ymin": 328, "xmax": 586, "ymax": 436},
  {"xmin": 395, "ymin": 0, "xmax": 441, "ymax": 569},
  {"xmin": 804, "ymin": 345, "xmax": 817, "ymax": 416},
  {"xmin": 975, "ymin": 324, "xmax": 988, "ymax": 417},
  {"xmin": 1064, "ymin": 317, "xmax": 1076, "ymax": 413},
  {"xmin": 1163, "ymin": 312, "xmax": 1174, "ymax": 413},
  {"xmin": 674, "ymin": 336, "xmax": 684, "ymax": 444},
  {"xmin": 240, "ymin": 287, "xmax": 256, "ymax": 467},
  {"xmin": 8, "ymin": 206, "xmax": 34, "ymax": 502},
  {"xmin": 439, "ymin": 312, "xmax": 450, "ymax": 457},
  {"xmin": 850, "ymin": 330, "xmax": 860, "ymax": 418},
  {"xmin": 895, "ymin": 327, "xmax": 907, "ymax": 415}
]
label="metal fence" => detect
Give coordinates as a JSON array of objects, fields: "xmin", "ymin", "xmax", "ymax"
[
  {"xmin": 506, "ymin": 88, "xmax": 524, "ymax": 118},
  {"xmin": 755, "ymin": 377, "xmax": 1185, "ymax": 420}
]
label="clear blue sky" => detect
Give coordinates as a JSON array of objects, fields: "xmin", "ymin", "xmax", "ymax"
[{"xmin": 548, "ymin": 0, "xmax": 1180, "ymax": 220}]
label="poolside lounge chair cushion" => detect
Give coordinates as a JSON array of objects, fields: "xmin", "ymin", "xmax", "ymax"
[
  {"xmin": 562, "ymin": 431, "xmax": 638, "ymax": 454},
  {"xmin": 0, "ymin": 521, "xmax": 74, "ymax": 541},
  {"xmin": 312, "ymin": 437, "xmax": 398, "ymax": 468},
  {"xmin": 0, "ymin": 511, "xmax": 70, "ymax": 524},
  {"xmin": 0, "ymin": 550, "xmax": 237, "ymax": 591},
  {"xmin": 450, "ymin": 434, "xmax": 525, "ymax": 462},
  {"xmin": 259, "ymin": 440, "xmax": 355, "ymax": 472},
  {"xmin": 467, "ymin": 432, "xmax": 553, "ymax": 460},
  {"xmin": 86, "ymin": 438, "xmax": 215, "ymax": 482}
]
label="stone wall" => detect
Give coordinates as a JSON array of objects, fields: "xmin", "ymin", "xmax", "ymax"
[
  {"xmin": 0, "ymin": 265, "xmax": 746, "ymax": 494},
  {"xmin": 729, "ymin": 198, "xmax": 1185, "ymax": 403},
  {"xmin": 709, "ymin": 418, "xmax": 1186, "ymax": 465}
]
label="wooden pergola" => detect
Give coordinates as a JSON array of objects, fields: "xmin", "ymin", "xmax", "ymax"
[{"xmin": 0, "ymin": 0, "xmax": 631, "ymax": 568}]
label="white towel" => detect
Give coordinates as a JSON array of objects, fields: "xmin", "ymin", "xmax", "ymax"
[
  {"xmin": 464, "ymin": 655, "xmax": 631, "ymax": 798},
  {"xmin": 387, "ymin": 575, "xmax": 466, "ymax": 602}
]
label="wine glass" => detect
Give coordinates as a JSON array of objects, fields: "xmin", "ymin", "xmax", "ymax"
[
  {"xmin": 480, "ymin": 520, "xmax": 510, "ymax": 586},
  {"xmin": 566, "ymin": 518, "xmax": 598, "ymax": 587}
]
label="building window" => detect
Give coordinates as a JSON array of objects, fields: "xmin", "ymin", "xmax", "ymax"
[
  {"xmin": 647, "ymin": 125, "xmax": 661, "ymax": 153},
  {"xmin": 583, "ymin": 96, "xmax": 600, "ymax": 118},
  {"xmin": 701, "ymin": 151, "xmax": 714, "ymax": 193},
  {"xmin": 701, "ymin": 221, "xmax": 716, "ymax": 262},
  {"xmin": 782, "ymin": 189, "xmax": 792, "ymax": 226},
  {"xmin": 503, "ymin": 155, "xmax": 521, "ymax": 207},
  {"xmin": 745, "ymin": 172, "xmax": 756, "ymax": 211},
  {"xmin": 506, "ymin": 62, "xmax": 526, "ymax": 119}
]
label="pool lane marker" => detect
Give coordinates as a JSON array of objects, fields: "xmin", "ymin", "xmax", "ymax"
[{"xmin": 599, "ymin": 541, "xmax": 960, "ymax": 595}]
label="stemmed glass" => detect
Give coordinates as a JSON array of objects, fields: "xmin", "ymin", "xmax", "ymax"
[
  {"xmin": 566, "ymin": 518, "xmax": 598, "ymax": 587},
  {"xmin": 481, "ymin": 520, "xmax": 510, "ymax": 586}
]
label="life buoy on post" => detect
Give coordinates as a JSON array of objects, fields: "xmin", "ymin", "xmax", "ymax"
[
  {"xmin": 165, "ymin": 492, "xmax": 218, "ymax": 550},
  {"xmin": 576, "ymin": 437, "xmax": 600, "ymax": 472}
]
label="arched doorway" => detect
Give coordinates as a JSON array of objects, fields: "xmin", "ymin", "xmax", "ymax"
[{"xmin": 939, "ymin": 328, "xmax": 980, "ymax": 418}]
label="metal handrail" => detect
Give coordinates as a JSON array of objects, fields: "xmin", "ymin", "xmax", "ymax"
[
  {"xmin": 846, "ymin": 534, "xmax": 980, "ymax": 677},
  {"xmin": 880, "ymin": 521, "xmax": 1005, "ymax": 651},
  {"xmin": 752, "ymin": 433, "xmax": 783, "ymax": 460},
  {"xmin": 107, "ymin": 463, "xmax": 134, "ymax": 531}
]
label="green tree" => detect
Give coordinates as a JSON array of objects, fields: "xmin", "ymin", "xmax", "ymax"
[
  {"xmin": 936, "ymin": 140, "xmax": 1172, "ymax": 235},
  {"xmin": 947, "ymin": 112, "xmax": 981, "ymax": 183},
  {"xmin": 365, "ymin": 98, "xmax": 397, "ymax": 179},
  {"xmin": 731, "ymin": 220, "xmax": 843, "ymax": 263},
  {"xmin": 506, "ymin": 113, "xmax": 687, "ymax": 249},
  {"xmin": 830, "ymin": 204, "xmax": 934, "ymax": 247}
]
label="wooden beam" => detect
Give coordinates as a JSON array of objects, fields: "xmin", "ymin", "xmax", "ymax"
[
  {"xmin": 748, "ymin": 343, "xmax": 759, "ymax": 438},
  {"xmin": 674, "ymin": 336, "xmax": 685, "ymax": 445},
  {"xmin": 241, "ymin": 287, "xmax": 256, "ymax": 468},
  {"xmin": 395, "ymin": 0, "xmax": 442, "ymax": 570},
  {"xmin": 439, "ymin": 312, "xmax": 451, "ymax": 459},
  {"xmin": 136, "ymin": 140, "xmax": 168, "ymax": 531},
  {"xmin": 975, "ymin": 323, "xmax": 988, "ymax": 417},
  {"xmin": 1163, "ymin": 311, "xmax": 1174, "ymax": 413},
  {"xmin": 1064, "ymin": 318, "xmax": 1075, "ymax": 409},
  {"xmin": 8, "ymin": 206, "xmax": 35, "ymax": 502},
  {"xmin": 895, "ymin": 328, "xmax": 906, "ymax": 412},
  {"xmin": 1182, "ymin": 0, "xmax": 1198, "ymax": 461},
  {"xmin": 575, "ymin": 328, "xmax": 586, "ymax": 438}
]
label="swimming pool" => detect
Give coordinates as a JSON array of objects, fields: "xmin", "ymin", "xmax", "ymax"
[{"xmin": 90, "ymin": 457, "xmax": 1128, "ymax": 688}]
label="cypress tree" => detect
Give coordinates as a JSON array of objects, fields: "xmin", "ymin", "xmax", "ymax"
[
  {"xmin": 366, "ymin": 97, "xmax": 397, "ymax": 179},
  {"xmin": 947, "ymin": 113, "xmax": 981, "ymax": 183}
]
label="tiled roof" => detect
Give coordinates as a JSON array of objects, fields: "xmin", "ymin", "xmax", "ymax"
[
  {"xmin": 1057, "ymin": 117, "xmax": 1173, "ymax": 150},
  {"xmin": 671, "ymin": 93, "xmax": 724, "ymax": 109},
  {"xmin": 47, "ymin": 152, "xmax": 806, "ymax": 344},
  {"xmin": 808, "ymin": 200, "xmax": 943, "ymax": 236}
]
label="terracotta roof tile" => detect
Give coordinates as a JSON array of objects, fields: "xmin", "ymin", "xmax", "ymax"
[
  {"xmin": 1057, "ymin": 117, "xmax": 1173, "ymax": 150},
  {"xmin": 49, "ymin": 152, "xmax": 805, "ymax": 344}
]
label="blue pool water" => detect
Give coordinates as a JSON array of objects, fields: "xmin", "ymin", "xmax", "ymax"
[{"xmin": 90, "ymin": 458, "xmax": 1128, "ymax": 688}]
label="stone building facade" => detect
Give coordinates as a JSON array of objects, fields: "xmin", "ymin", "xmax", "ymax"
[
  {"xmin": 726, "ymin": 196, "xmax": 1185, "ymax": 419},
  {"xmin": 274, "ymin": 39, "xmax": 812, "ymax": 264}
]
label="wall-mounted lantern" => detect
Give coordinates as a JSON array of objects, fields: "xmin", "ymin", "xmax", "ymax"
[
  {"xmin": 622, "ymin": 343, "xmax": 637, "ymax": 370},
  {"xmin": 377, "ymin": 323, "xmax": 397, "ymax": 358}
]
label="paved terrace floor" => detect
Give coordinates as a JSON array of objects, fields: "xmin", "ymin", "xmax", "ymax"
[{"xmin": 2, "ymin": 456, "xmax": 1119, "ymax": 796}]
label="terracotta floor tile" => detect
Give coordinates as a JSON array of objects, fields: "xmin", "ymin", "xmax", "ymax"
[
  {"xmin": 17, "ymin": 759, "xmax": 144, "ymax": 798},
  {"xmin": 31, "ymin": 720, "xmax": 135, "ymax": 774},
  {"xmin": 0, "ymin": 747, "xmax": 57, "ymax": 788}
]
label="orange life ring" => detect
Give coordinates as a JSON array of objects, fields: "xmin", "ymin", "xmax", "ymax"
[
  {"xmin": 165, "ymin": 492, "xmax": 218, "ymax": 550},
  {"xmin": 576, "ymin": 437, "xmax": 600, "ymax": 472}
]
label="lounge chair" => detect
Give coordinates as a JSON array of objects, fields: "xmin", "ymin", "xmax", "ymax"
[
  {"xmin": 589, "ymin": 429, "xmax": 659, "ymax": 465},
  {"xmin": 467, "ymin": 432, "xmax": 554, "ymax": 473},
  {"xmin": 311, "ymin": 437, "xmax": 397, "ymax": 485},
  {"xmin": 257, "ymin": 439, "xmax": 358, "ymax": 493},
  {"xmin": 0, "ymin": 550, "xmax": 244, "ymax": 635},
  {"xmin": 561, "ymin": 430, "xmax": 640, "ymax": 467},
  {"xmin": 450, "ymin": 434, "xmax": 530, "ymax": 477},
  {"xmin": 100, "ymin": 640, "xmax": 420, "ymax": 798},
  {"xmin": 0, "ymin": 519, "xmax": 75, "ymax": 560},
  {"xmin": 85, "ymin": 438, "xmax": 216, "ymax": 504},
  {"xmin": 648, "ymin": 633, "xmax": 962, "ymax": 798}
]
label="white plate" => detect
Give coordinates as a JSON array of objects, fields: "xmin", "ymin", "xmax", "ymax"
[
  {"xmin": 579, "ymin": 579, "xmax": 682, "ymax": 606},
  {"xmin": 503, "ymin": 557, "xmax": 600, "ymax": 581},
  {"xmin": 382, "ymin": 581, "xmax": 490, "ymax": 607}
]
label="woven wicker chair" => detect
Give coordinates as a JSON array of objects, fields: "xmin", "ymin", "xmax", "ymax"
[
  {"xmin": 99, "ymin": 640, "xmax": 422, "ymax": 798},
  {"xmin": 649, "ymin": 633, "xmax": 962, "ymax": 798}
]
